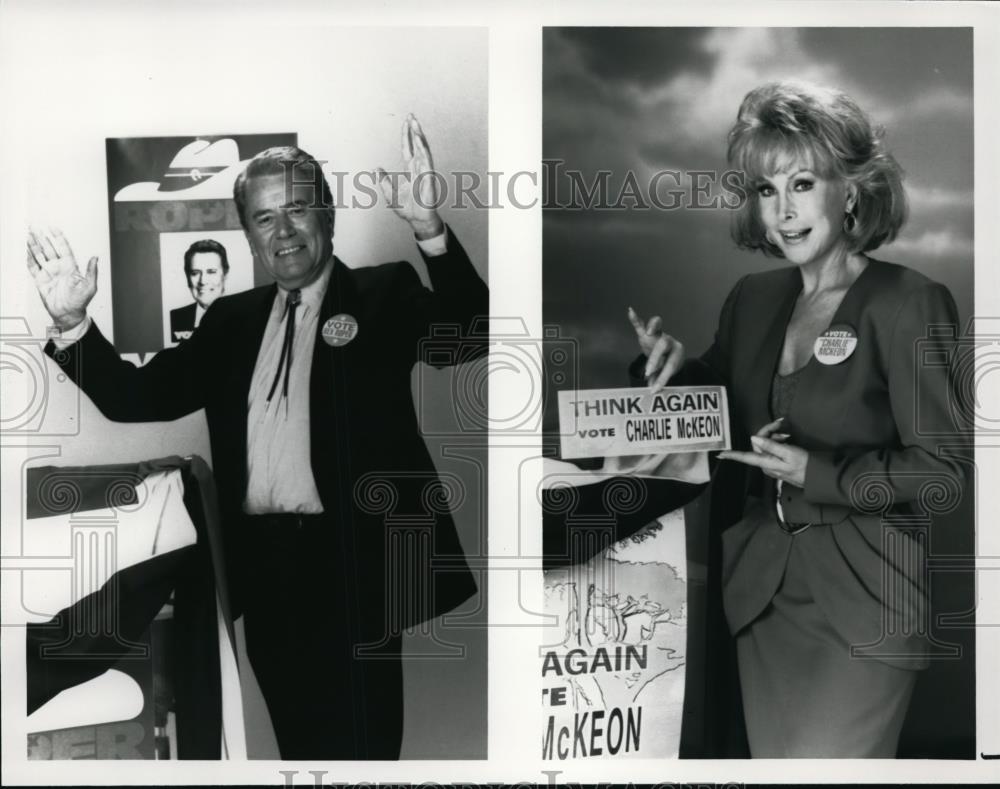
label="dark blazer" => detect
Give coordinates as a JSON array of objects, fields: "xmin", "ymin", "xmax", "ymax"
[
  {"xmin": 694, "ymin": 259, "xmax": 967, "ymax": 669},
  {"xmin": 169, "ymin": 302, "xmax": 197, "ymax": 343},
  {"xmin": 46, "ymin": 231, "xmax": 487, "ymax": 636}
]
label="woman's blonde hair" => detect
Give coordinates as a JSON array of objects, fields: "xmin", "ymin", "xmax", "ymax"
[{"xmin": 727, "ymin": 81, "xmax": 907, "ymax": 256}]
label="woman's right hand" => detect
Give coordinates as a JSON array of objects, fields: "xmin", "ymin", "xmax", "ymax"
[
  {"xmin": 628, "ymin": 306, "xmax": 685, "ymax": 391},
  {"xmin": 27, "ymin": 228, "xmax": 98, "ymax": 331}
]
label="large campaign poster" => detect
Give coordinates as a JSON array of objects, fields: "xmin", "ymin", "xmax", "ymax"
[
  {"xmin": 542, "ymin": 511, "xmax": 688, "ymax": 760},
  {"xmin": 105, "ymin": 133, "xmax": 296, "ymax": 357}
]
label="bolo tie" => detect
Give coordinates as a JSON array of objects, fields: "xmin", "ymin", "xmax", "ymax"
[{"xmin": 266, "ymin": 288, "xmax": 301, "ymax": 410}]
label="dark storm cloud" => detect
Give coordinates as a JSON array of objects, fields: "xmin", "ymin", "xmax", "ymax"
[
  {"xmin": 798, "ymin": 27, "xmax": 973, "ymax": 103},
  {"xmin": 637, "ymin": 139, "xmax": 728, "ymax": 171},
  {"xmin": 557, "ymin": 28, "xmax": 715, "ymax": 87}
]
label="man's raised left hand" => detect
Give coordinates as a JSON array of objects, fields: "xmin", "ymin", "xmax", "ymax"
[{"xmin": 377, "ymin": 114, "xmax": 445, "ymax": 240}]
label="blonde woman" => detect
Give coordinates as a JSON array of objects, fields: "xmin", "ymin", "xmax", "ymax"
[{"xmin": 631, "ymin": 81, "xmax": 967, "ymax": 757}]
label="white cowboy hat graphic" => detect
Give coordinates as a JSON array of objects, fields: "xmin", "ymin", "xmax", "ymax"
[{"xmin": 114, "ymin": 139, "xmax": 246, "ymax": 201}]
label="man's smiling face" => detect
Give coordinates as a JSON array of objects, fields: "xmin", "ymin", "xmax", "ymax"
[
  {"xmin": 243, "ymin": 173, "xmax": 334, "ymax": 290},
  {"xmin": 186, "ymin": 251, "xmax": 226, "ymax": 308}
]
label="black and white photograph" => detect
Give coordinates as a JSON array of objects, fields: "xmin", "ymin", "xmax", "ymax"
[
  {"xmin": 2, "ymin": 1, "xmax": 999, "ymax": 787},
  {"xmin": 543, "ymin": 26, "xmax": 976, "ymax": 760},
  {"xmin": 2, "ymin": 12, "xmax": 488, "ymax": 766}
]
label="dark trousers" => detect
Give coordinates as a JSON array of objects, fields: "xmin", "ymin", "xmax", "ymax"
[{"xmin": 241, "ymin": 514, "xmax": 404, "ymax": 760}]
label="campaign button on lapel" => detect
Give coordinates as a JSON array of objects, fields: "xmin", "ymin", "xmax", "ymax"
[
  {"xmin": 322, "ymin": 313, "xmax": 359, "ymax": 347},
  {"xmin": 813, "ymin": 323, "xmax": 857, "ymax": 365}
]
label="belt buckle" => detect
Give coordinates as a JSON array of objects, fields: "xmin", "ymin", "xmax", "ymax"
[{"xmin": 775, "ymin": 480, "xmax": 812, "ymax": 535}]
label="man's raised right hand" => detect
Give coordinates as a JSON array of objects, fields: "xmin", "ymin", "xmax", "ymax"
[{"xmin": 27, "ymin": 228, "xmax": 97, "ymax": 331}]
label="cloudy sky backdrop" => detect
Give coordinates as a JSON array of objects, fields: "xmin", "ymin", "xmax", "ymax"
[{"xmin": 543, "ymin": 27, "xmax": 973, "ymax": 429}]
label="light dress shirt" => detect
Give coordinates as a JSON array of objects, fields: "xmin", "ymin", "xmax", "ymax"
[{"xmin": 242, "ymin": 261, "xmax": 331, "ymax": 514}]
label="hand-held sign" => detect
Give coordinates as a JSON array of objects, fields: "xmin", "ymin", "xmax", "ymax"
[
  {"xmin": 377, "ymin": 114, "xmax": 445, "ymax": 240},
  {"xmin": 27, "ymin": 228, "xmax": 97, "ymax": 332},
  {"xmin": 718, "ymin": 417, "xmax": 808, "ymax": 488},
  {"xmin": 627, "ymin": 306, "xmax": 686, "ymax": 392}
]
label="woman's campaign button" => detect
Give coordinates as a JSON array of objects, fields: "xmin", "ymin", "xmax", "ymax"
[
  {"xmin": 813, "ymin": 323, "xmax": 857, "ymax": 365},
  {"xmin": 322, "ymin": 314, "xmax": 359, "ymax": 347}
]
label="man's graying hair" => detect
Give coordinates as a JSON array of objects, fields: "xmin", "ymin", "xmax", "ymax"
[{"xmin": 233, "ymin": 146, "xmax": 335, "ymax": 232}]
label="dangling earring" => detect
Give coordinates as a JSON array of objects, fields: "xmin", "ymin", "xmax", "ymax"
[{"xmin": 843, "ymin": 204, "xmax": 857, "ymax": 234}]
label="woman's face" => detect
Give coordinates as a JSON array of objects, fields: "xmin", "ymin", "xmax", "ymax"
[{"xmin": 756, "ymin": 161, "xmax": 854, "ymax": 266}]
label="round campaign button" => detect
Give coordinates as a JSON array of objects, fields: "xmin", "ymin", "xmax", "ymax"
[
  {"xmin": 322, "ymin": 313, "xmax": 359, "ymax": 347},
  {"xmin": 813, "ymin": 323, "xmax": 858, "ymax": 365}
]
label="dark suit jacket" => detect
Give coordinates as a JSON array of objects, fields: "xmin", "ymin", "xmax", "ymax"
[
  {"xmin": 46, "ymin": 231, "xmax": 487, "ymax": 638},
  {"xmin": 169, "ymin": 302, "xmax": 197, "ymax": 343},
  {"xmin": 689, "ymin": 259, "xmax": 967, "ymax": 669}
]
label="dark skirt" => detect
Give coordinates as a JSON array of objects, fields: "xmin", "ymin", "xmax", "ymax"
[{"xmin": 736, "ymin": 536, "xmax": 916, "ymax": 757}]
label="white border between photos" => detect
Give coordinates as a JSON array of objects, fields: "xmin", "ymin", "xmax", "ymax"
[{"xmin": 1, "ymin": 0, "xmax": 998, "ymax": 785}]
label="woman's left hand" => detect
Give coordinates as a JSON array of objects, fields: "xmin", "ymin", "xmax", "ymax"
[{"xmin": 718, "ymin": 418, "xmax": 808, "ymax": 488}]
